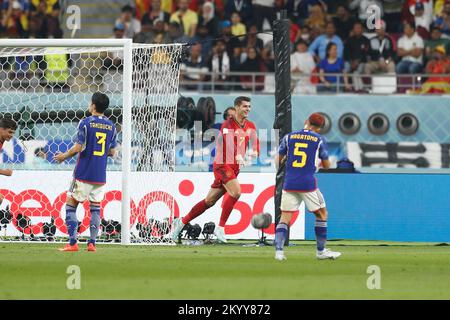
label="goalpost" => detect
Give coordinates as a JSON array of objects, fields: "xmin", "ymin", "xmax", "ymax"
[{"xmin": 0, "ymin": 39, "xmax": 183, "ymax": 245}]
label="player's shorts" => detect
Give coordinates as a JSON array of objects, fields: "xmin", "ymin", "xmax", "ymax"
[
  {"xmin": 280, "ymin": 189, "xmax": 326, "ymax": 213},
  {"xmin": 211, "ymin": 165, "xmax": 240, "ymax": 189},
  {"xmin": 68, "ymin": 179, "xmax": 105, "ymax": 203}
]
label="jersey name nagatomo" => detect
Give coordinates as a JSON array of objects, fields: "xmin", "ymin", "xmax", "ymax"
[{"xmin": 278, "ymin": 129, "xmax": 328, "ymax": 192}]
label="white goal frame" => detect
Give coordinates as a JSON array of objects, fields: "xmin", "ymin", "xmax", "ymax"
[{"xmin": 1, "ymin": 39, "xmax": 135, "ymax": 245}]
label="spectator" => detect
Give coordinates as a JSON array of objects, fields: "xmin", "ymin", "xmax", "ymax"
[
  {"xmin": 286, "ymin": 0, "xmax": 327, "ymax": 26},
  {"xmin": 229, "ymin": 47, "xmax": 244, "ymax": 89},
  {"xmin": 308, "ymin": 21, "xmax": 344, "ymax": 62},
  {"xmin": 291, "ymin": 40, "xmax": 316, "ymax": 94},
  {"xmin": 141, "ymin": 0, "xmax": 170, "ymax": 27},
  {"xmin": 290, "ymin": 20, "xmax": 301, "ymax": 44},
  {"xmin": 180, "ymin": 43, "xmax": 208, "ymax": 90},
  {"xmin": 383, "ymin": 0, "xmax": 403, "ymax": 33},
  {"xmin": 1, "ymin": 0, "xmax": 28, "ymax": 38},
  {"xmin": 1, "ymin": 0, "xmax": 29, "ymax": 14},
  {"xmin": 425, "ymin": 27, "xmax": 450, "ymax": 61},
  {"xmin": 134, "ymin": 18, "xmax": 165, "ymax": 43},
  {"xmin": 208, "ymin": 39, "xmax": 230, "ymax": 90},
  {"xmin": 323, "ymin": 0, "xmax": 347, "ymax": 14},
  {"xmin": 333, "ymin": 5, "xmax": 356, "ymax": 43},
  {"xmin": 434, "ymin": 0, "xmax": 450, "ymax": 38},
  {"xmin": 30, "ymin": 0, "xmax": 60, "ymax": 17},
  {"xmin": 396, "ymin": 21, "xmax": 424, "ymax": 74},
  {"xmin": 365, "ymin": 20, "xmax": 396, "ymax": 75},
  {"xmin": 240, "ymin": 46, "xmax": 266, "ymax": 91},
  {"xmin": 261, "ymin": 46, "xmax": 275, "ymax": 71},
  {"xmin": 168, "ymin": 21, "xmax": 190, "ymax": 43},
  {"xmin": 116, "ymin": 4, "xmax": 142, "ymax": 39},
  {"xmin": 297, "ymin": 24, "xmax": 312, "ymax": 45},
  {"xmin": 418, "ymin": 45, "xmax": 450, "ymax": 93},
  {"xmin": 28, "ymin": 1, "xmax": 48, "ymax": 38},
  {"xmin": 170, "ymin": 0, "xmax": 198, "ymax": 37},
  {"xmin": 345, "ymin": 21, "xmax": 370, "ymax": 92},
  {"xmin": 198, "ymin": 1, "xmax": 219, "ymax": 38},
  {"xmin": 304, "ymin": 4, "xmax": 327, "ymax": 31},
  {"xmin": 224, "ymin": 0, "xmax": 252, "ymax": 26},
  {"xmin": 413, "ymin": 2, "xmax": 431, "ymax": 39},
  {"xmin": 318, "ymin": 42, "xmax": 350, "ymax": 93},
  {"xmin": 242, "ymin": 24, "xmax": 264, "ymax": 52},
  {"xmin": 349, "ymin": 0, "xmax": 383, "ymax": 23},
  {"xmin": 189, "ymin": 0, "xmax": 225, "ymax": 17},
  {"xmin": 252, "ymin": 0, "xmax": 277, "ymax": 31},
  {"xmin": 219, "ymin": 20, "xmax": 242, "ymax": 58},
  {"xmin": 191, "ymin": 24, "xmax": 213, "ymax": 61},
  {"xmin": 231, "ymin": 11, "xmax": 246, "ymax": 37},
  {"xmin": 44, "ymin": 1, "xmax": 62, "ymax": 38},
  {"xmin": 112, "ymin": 22, "xmax": 125, "ymax": 39}
]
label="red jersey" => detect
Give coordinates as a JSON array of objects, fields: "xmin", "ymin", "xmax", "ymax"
[{"xmin": 213, "ymin": 117, "xmax": 259, "ymax": 170}]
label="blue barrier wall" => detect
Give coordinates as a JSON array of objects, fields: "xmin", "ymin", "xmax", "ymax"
[{"xmin": 304, "ymin": 173, "xmax": 450, "ymax": 242}]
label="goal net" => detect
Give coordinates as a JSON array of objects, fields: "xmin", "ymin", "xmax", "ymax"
[{"xmin": 0, "ymin": 39, "xmax": 183, "ymax": 245}]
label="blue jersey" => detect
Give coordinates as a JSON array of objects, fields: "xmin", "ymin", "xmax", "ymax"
[
  {"xmin": 74, "ymin": 116, "xmax": 117, "ymax": 184},
  {"xmin": 278, "ymin": 129, "xmax": 328, "ymax": 192}
]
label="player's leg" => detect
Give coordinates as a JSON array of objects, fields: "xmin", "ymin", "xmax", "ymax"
[
  {"xmin": 302, "ymin": 190, "xmax": 341, "ymax": 260},
  {"xmin": 172, "ymin": 187, "xmax": 225, "ymax": 241},
  {"xmin": 59, "ymin": 181, "xmax": 82, "ymax": 251},
  {"xmin": 274, "ymin": 211, "xmax": 295, "ymax": 261},
  {"xmin": 86, "ymin": 184, "xmax": 105, "ymax": 251},
  {"xmin": 87, "ymin": 202, "xmax": 101, "ymax": 251},
  {"xmin": 215, "ymin": 178, "xmax": 241, "ymax": 243},
  {"xmin": 274, "ymin": 190, "xmax": 301, "ymax": 261}
]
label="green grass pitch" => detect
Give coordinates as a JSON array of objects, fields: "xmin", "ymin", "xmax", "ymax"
[{"xmin": 1, "ymin": 241, "xmax": 449, "ymax": 299}]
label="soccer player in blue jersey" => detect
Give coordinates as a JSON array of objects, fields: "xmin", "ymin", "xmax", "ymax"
[
  {"xmin": 274, "ymin": 113, "xmax": 341, "ymax": 261},
  {"xmin": 54, "ymin": 92, "xmax": 117, "ymax": 252}
]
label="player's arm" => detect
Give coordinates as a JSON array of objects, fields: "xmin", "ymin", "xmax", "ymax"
[
  {"xmin": 54, "ymin": 143, "xmax": 83, "ymax": 163},
  {"xmin": 275, "ymin": 154, "xmax": 286, "ymax": 170},
  {"xmin": 108, "ymin": 125, "xmax": 118, "ymax": 158},
  {"xmin": 318, "ymin": 139, "xmax": 330, "ymax": 170},
  {"xmin": 0, "ymin": 169, "xmax": 13, "ymax": 176}
]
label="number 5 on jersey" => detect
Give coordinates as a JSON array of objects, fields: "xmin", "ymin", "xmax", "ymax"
[
  {"xmin": 292, "ymin": 143, "xmax": 308, "ymax": 168},
  {"xmin": 94, "ymin": 132, "xmax": 107, "ymax": 156}
]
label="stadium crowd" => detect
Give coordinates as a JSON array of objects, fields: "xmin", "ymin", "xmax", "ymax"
[{"xmin": 2, "ymin": 0, "xmax": 450, "ymax": 93}]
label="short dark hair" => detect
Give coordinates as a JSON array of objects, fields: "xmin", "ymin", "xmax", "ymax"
[
  {"xmin": 122, "ymin": 5, "xmax": 134, "ymax": 13},
  {"xmin": 325, "ymin": 41, "xmax": 337, "ymax": 58},
  {"xmin": 91, "ymin": 92, "xmax": 110, "ymax": 113},
  {"xmin": 0, "ymin": 118, "xmax": 18, "ymax": 130},
  {"xmin": 403, "ymin": 20, "xmax": 416, "ymax": 30},
  {"xmin": 234, "ymin": 96, "xmax": 250, "ymax": 107},
  {"xmin": 223, "ymin": 106, "xmax": 236, "ymax": 120}
]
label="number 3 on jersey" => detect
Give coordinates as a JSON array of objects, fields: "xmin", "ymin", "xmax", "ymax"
[
  {"xmin": 292, "ymin": 143, "xmax": 308, "ymax": 168},
  {"xmin": 93, "ymin": 132, "xmax": 107, "ymax": 156}
]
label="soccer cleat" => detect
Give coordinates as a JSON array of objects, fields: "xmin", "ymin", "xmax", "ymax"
[
  {"xmin": 171, "ymin": 218, "xmax": 185, "ymax": 241},
  {"xmin": 87, "ymin": 243, "xmax": 96, "ymax": 252},
  {"xmin": 214, "ymin": 226, "xmax": 228, "ymax": 243},
  {"xmin": 316, "ymin": 248, "xmax": 341, "ymax": 260},
  {"xmin": 58, "ymin": 243, "xmax": 79, "ymax": 252},
  {"xmin": 275, "ymin": 251, "xmax": 287, "ymax": 261}
]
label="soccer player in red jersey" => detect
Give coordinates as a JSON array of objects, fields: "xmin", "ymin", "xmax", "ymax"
[
  {"xmin": 0, "ymin": 119, "xmax": 17, "ymax": 206},
  {"xmin": 0, "ymin": 118, "xmax": 17, "ymax": 178},
  {"xmin": 172, "ymin": 96, "xmax": 259, "ymax": 243}
]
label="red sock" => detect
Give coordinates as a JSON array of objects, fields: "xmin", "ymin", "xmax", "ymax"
[
  {"xmin": 182, "ymin": 200, "xmax": 209, "ymax": 224},
  {"xmin": 219, "ymin": 195, "xmax": 238, "ymax": 227}
]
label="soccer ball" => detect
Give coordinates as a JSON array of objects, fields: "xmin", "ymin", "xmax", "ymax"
[{"xmin": 251, "ymin": 213, "xmax": 272, "ymax": 229}]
